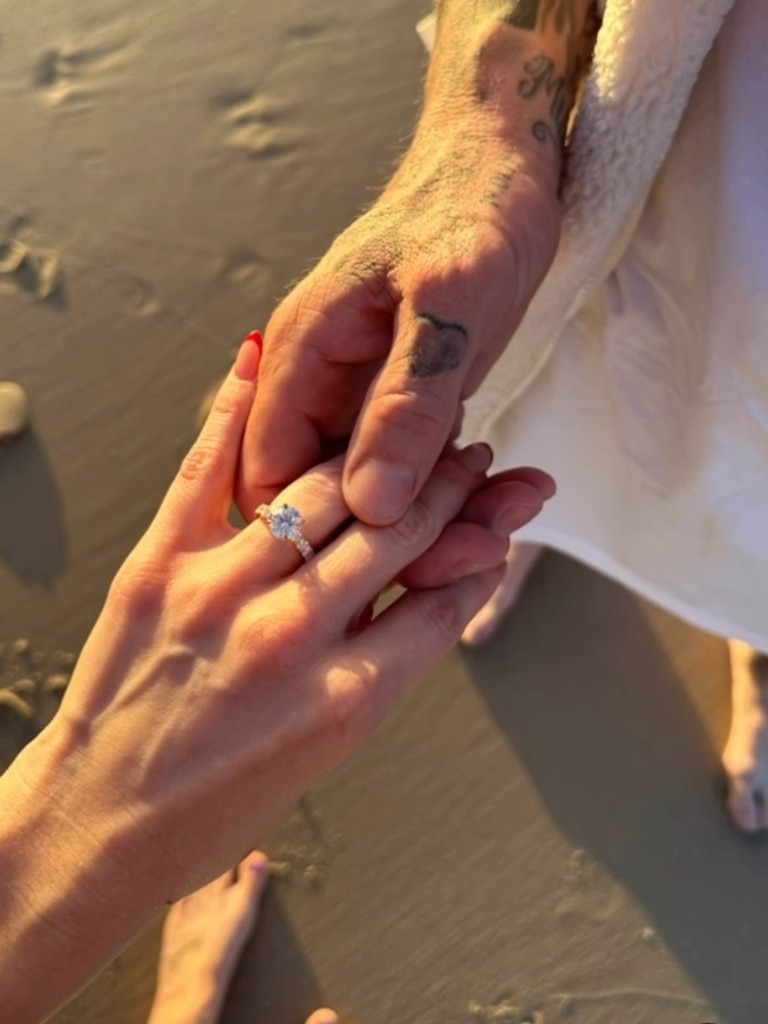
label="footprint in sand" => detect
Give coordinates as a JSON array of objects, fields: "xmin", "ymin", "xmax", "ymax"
[
  {"xmin": 283, "ymin": 20, "xmax": 336, "ymax": 43},
  {"xmin": 33, "ymin": 30, "xmax": 131, "ymax": 110},
  {"xmin": 218, "ymin": 248, "xmax": 271, "ymax": 291},
  {"xmin": 0, "ymin": 224, "xmax": 64, "ymax": 303},
  {"xmin": 554, "ymin": 848, "xmax": 624, "ymax": 923},
  {"xmin": 266, "ymin": 799, "xmax": 345, "ymax": 888},
  {"xmin": 468, "ymin": 994, "xmax": 544, "ymax": 1023},
  {"xmin": 112, "ymin": 271, "xmax": 160, "ymax": 318},
  {"xmin": 215, "ymin": 90, "xmax": 302, "ymax": 160}
]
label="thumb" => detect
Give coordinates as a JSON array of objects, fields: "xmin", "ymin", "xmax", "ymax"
[{"xmin": 343, "ymin": 300, "xmax": 471, "ymax": 524}]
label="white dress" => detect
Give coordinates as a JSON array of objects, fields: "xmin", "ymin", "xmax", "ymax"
[{"xmin": 422, "ymin": 0, "xmax": 768, "ymax": 649}]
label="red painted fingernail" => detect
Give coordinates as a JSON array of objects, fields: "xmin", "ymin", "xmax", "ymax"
[
  {"xmin": 244, "ymin": 330, "xmax": 263, "ymax": 354},
  {"xmin": 235, "ymin": 330, "xmax": 263, "ymax": 381}
]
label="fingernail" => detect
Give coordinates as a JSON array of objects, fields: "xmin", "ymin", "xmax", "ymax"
[
  {"xmin": 457, "ymin": 442, "xmax": 493, "ymax": 474},
  {"xmin": 348, "ymin": 460, "xmax": 417, "ymax": 521},
  {"xmin": 454, "ymin": 558, "xmax": 503, "ymax": 580},
  {"xmin": 234, "ymin": 330, "xmax": 263, "ymax": 381},
  {"xmin": 494, "ymin": 487, "xmax": 544, "ymax": 534}
]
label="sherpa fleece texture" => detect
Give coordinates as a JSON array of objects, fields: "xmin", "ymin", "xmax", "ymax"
[{"xmin": 417, "ymin": 0, "xmax": 735, "ymax": 439}]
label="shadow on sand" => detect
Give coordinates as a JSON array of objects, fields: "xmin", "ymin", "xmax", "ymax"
[{"xmin": 466, "ymin": 552, "xmax": 768, "ymax": 1024}]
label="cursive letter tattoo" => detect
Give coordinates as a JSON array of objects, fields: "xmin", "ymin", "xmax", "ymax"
[{"xmin": 518, "ymin": 53, "xmax": 569, "ymax": 144}]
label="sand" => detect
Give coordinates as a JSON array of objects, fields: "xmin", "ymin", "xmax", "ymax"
[{"xmin": 1, "ymin": 0, "xmax": 766, "ymax": 1022}]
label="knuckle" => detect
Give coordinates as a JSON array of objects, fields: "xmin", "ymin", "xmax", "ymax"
[
  {"xmin": 326, "ymin": 682, "xmax": 360, "ymax": 747},
  {"xmin": 388, "ymin": 495, "xmax": 435, "ymax": 549},
  {"xmin": 209, "ymin": 385, "xmax": 240, "ymax": 419},
  {"xmin": 304, "ymin": 460, "xmax": 344, "ymax": 505},
  {"xmin": 368, "ymin": 389, "xmax": 448, "ymax": 443},
  {"xmin": 410, "ymin": 262, "xmax": 470, "ymax": 299},
  {"xmin": 324, "ymin": 664, "xmax": 376, "ymax": 749},
  {"xmin": 434, "ymin": 453, "xmax": 473, "ymax": 489},
  {"xmin": 235, "ymin": 595, "xmax": 316, "ymax": 673},
  {"xmin": 276, "ymin": 607, "xmax": 314, "ymax": 653},
  {"xmin": 178, "ymin": 444, "xmax": 226, "ymax": 485},
  {"xmin": 235, "ymin": 613, "xmax": 290, "ymax": 674},
  {"xmin": 108, "ymin": 559, "xmax": 167, "ymax": 617},
  {"xmin": 422, "ymin": 590, "xmax": 465, "ymax": 645}
]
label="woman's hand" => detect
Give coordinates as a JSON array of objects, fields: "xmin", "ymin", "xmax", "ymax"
[
  {"xmin": 0, "ymin": 335, "xmax": 550, "ymax": 1023},
  {"xmin": 47, "ymin": 334, "xmax": 549, "ymax": 895}
]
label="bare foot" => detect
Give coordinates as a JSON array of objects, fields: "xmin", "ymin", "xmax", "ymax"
[
  {"xmin": 461, "ymin": 542, "xmax": 544, "ymax": 646},
  {"xmin": 147, "ymin": 851, "xmax": 341, "ymax": 1024},
  {"xmin": 722, "ymin": 640, "xmax": 768, "ymax": 833},
  {"xmin": 147, "ymin": 852, "xmax": 269, "ymax": 1024}
]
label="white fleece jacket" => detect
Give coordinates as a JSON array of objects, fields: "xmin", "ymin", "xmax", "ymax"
[
  {"xmin": 419, "ymin": 0, "xmax": 735, "ymax": 439},
  {"xmin": 417, "ymin": 0, "xmax": 768, "ymax": 649}
]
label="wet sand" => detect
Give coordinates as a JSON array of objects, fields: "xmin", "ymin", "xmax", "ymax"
[{"xmin": 1, "ymin": 1, "xmax": 766, "ymax": 1022}]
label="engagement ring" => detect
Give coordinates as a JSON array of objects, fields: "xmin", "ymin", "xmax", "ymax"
[{"xmin": 255, "ymin": 503, "xmax": 315, "ymax": 562}]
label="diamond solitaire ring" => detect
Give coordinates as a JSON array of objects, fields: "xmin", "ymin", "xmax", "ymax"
[{"xmin": 255, "ymin": 503, "xmax": 315, "ymax": 562}]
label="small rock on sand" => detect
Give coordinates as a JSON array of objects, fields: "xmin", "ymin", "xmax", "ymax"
[
  {"xmin": 53, "ymin": 650, "xmax": 77, "ymax": 670},
  {"xmin": 44, "ymin": 673, "xmax": 69, "ymax": 694},
  {"xmin": 11, "ymin": 638, "xmax": 31, "ymax": 657},
  {"xmin": 0, "ymin": 689, "xmax": 35, "ymax": 721},
  {"xmin": 0, "ymin": 688, "xmax": 36, "ymax": 771},
  {"xmin": 9, "ymin": 678, "xmax": 36, "ymax": 698},
  {"xmin": 0, "ymin": 382, "xmax": 30, "ymax": 441}
]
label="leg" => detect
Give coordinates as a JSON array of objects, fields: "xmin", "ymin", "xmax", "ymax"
[
  {"xmin": 461, "ymin": 542, "xmax": 545, "ymax": 646},
  {"xmin": 147, "ymin": 851, "xmax": 340, "ymax": 1024},
  {"xmin": 722, "ymin": 640, "xmax": 768, "ymax": 833}
]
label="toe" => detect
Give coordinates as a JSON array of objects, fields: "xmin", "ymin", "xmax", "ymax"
[
  {"xmin": 234, "ymin": 851, "xmax": 270, "ymax": 903},
  {"xmin": 754, "ymin": 791, "xmax": 768, "ymax": 832},
  {"xmin": 305, "ymin": 1010, "xmax": 340, "ymax": 1024},
  {"xmin": 726, "ymin": 775, "xmax": 758, "ymax": 833}
]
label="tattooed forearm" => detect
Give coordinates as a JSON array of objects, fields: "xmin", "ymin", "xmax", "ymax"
[
  {"xmin": 430, "ymin": 0, "xmax": 599, "ymax": 157},
  {"xmin": 518, "ymin": 53, "xmax": 569, "ymax": 145},
  {"xmin": 409, "ymin": 313, "xmax": 469, "ymax": 377},
  {"xmin": 505, "ymin": 0, "xmax": 580, "ymax": 37},
  {"xmin": 482, "ymin": 158, "xmax": 519, "ymax": 209}
]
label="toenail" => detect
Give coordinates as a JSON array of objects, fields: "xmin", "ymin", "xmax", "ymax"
[{"xmin": 250, "ymin": 856, "xmax": 269, "ymax": 877}]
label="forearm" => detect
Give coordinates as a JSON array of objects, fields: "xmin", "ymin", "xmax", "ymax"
[
  {"xmin": 0, "ymin": 725, "xmax": 159, "ymax": 1023},
  {"xmin": 425, "ymin": 0, "xmax": 599, "ymax": 182}
]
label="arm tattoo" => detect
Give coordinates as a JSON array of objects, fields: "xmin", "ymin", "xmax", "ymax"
[
  {"xmin": 505, "ymin": 0, "xmax": 579, "ymax": 35},
  {"xmin": 434, "ymin": 0, "xmax": 599, "ymax": 148},
  {"xmin": 519, "ymin": 53, "xmax": 569, "ymax": 145},
  {"xmin": 483, "ymin": 158, "xmax": 519, "ymax": 209},
  {"xmin": 409, "ymin": 313, "xmax": 469, "ymax": 378}
]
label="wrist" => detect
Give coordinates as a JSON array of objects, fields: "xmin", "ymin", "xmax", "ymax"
[
  {"xmin": 422, "ymin": 5, "xmax": 596, "ymax": 188},
  {"xmin": 416, "ymin": 100, "xmax": 562, "ymax": 202},
  {"xmin": 392, "ymin": 104, "xmax": 562, "ymax": 233},
  {"xmin": 0, "ymin": 723, "xmax": 161, "ymax": 1023}
]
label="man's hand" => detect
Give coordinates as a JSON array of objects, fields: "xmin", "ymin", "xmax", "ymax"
[{"xmin": 237, "ymin": 0, "xmax": 597, "ymax": 525}]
